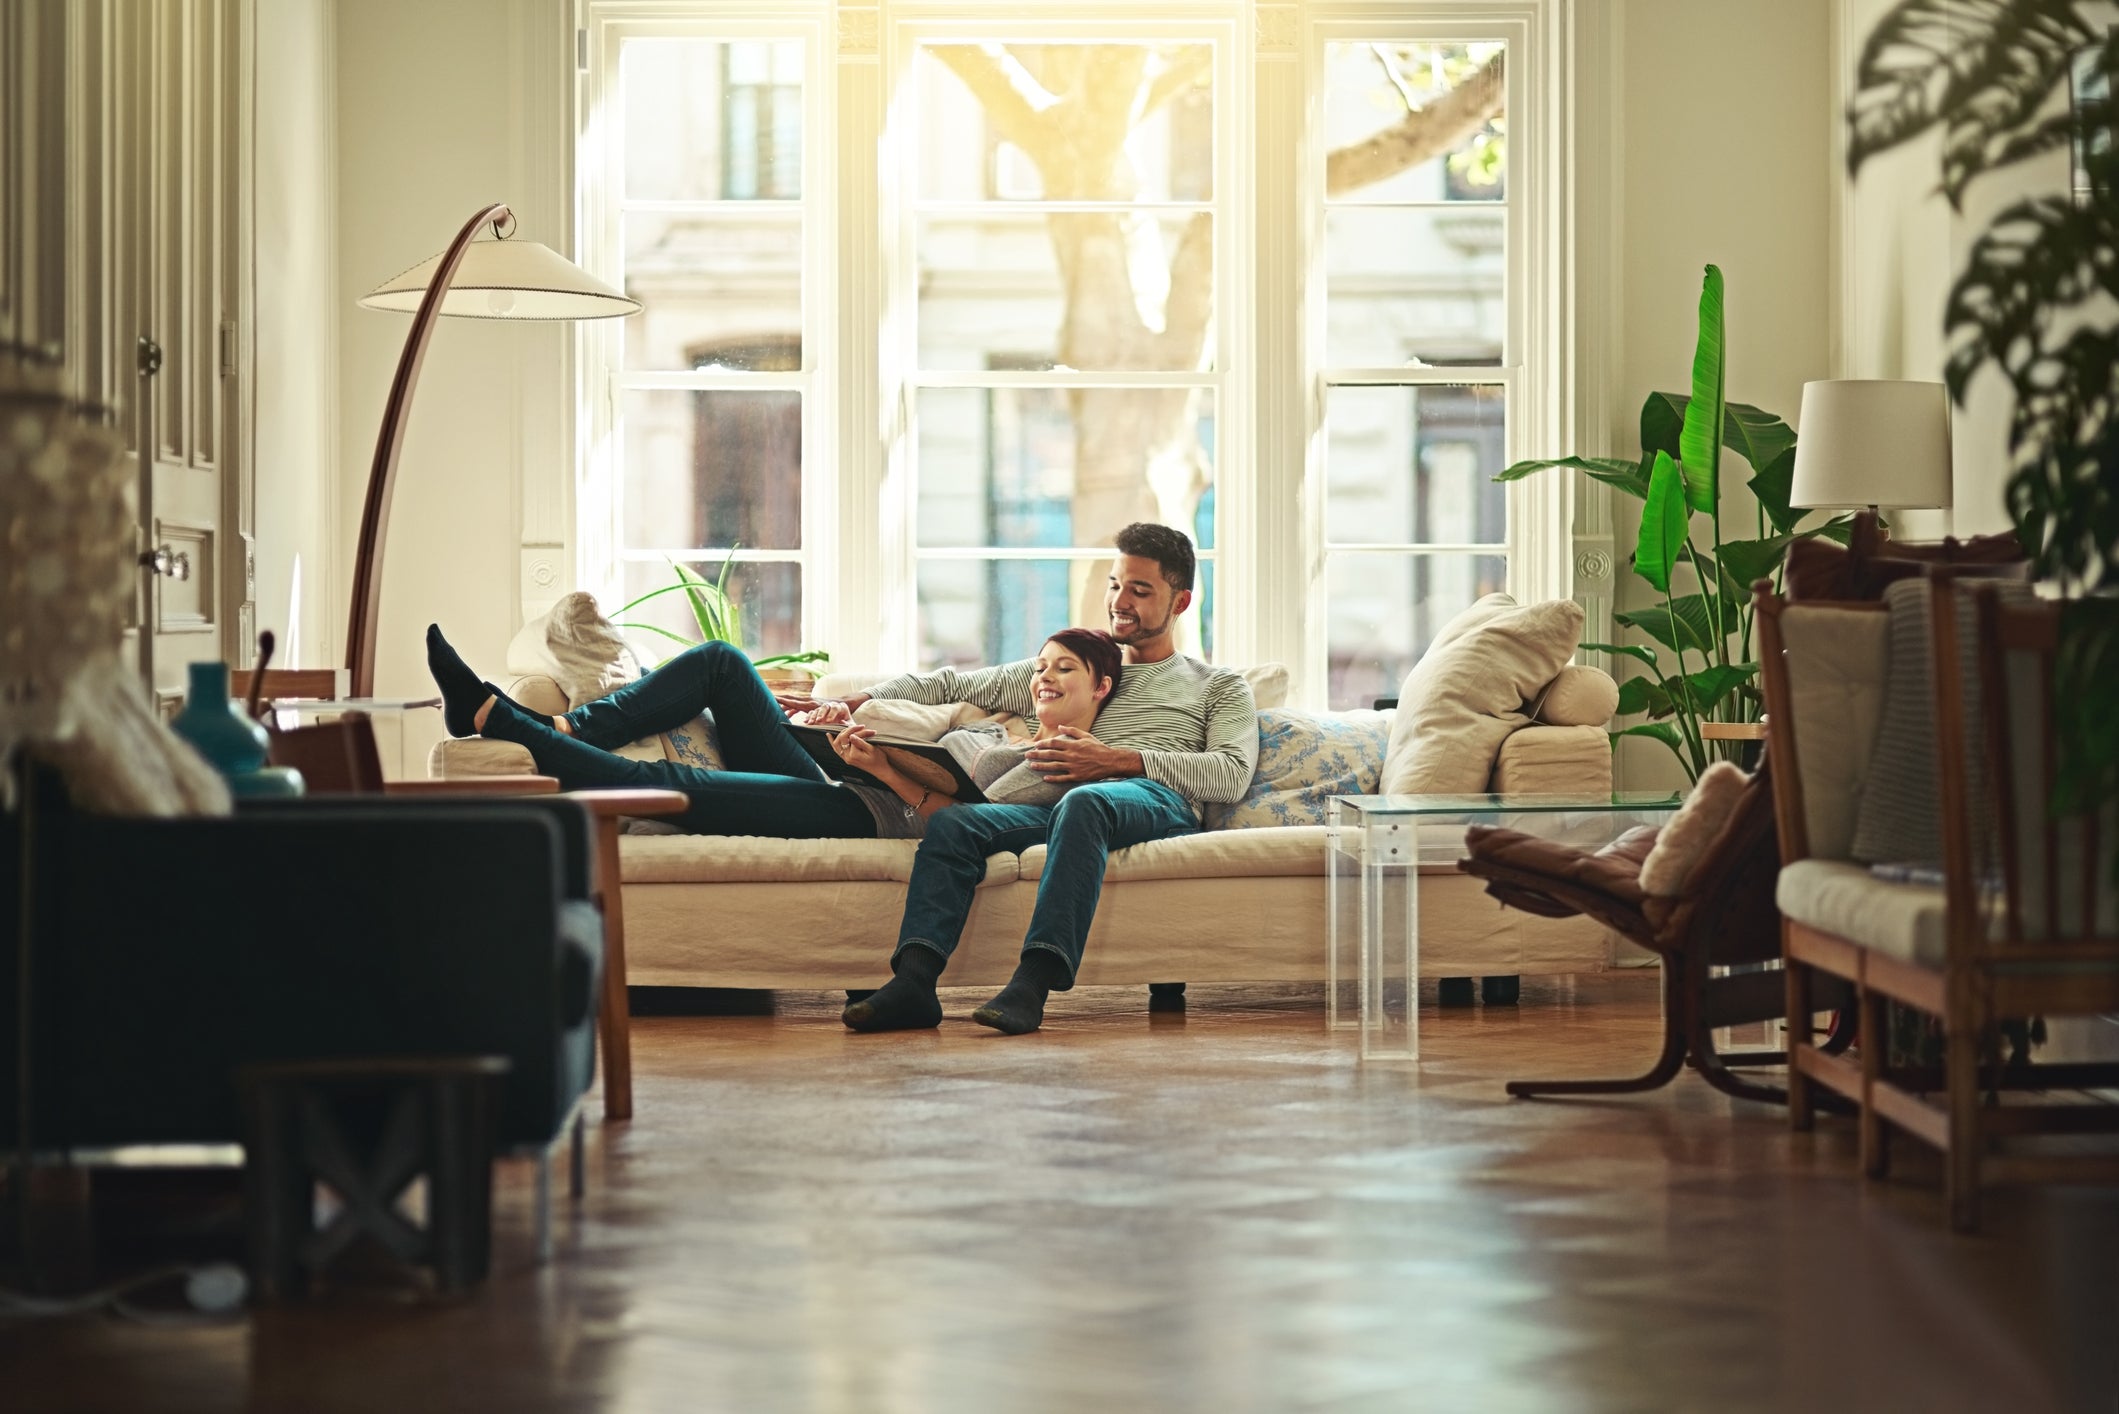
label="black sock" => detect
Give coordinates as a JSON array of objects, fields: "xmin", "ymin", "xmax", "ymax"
[
  {"xmin": 842, "ymin": 947, "xmax": 945, "ymax": 1033},
  {"xmin": 972, "ymin": 950, "xmax": 1071, "ymax": 1035},
  {"xmin": 427, "ymin": 625, "xmax": 494, "ymax": 737},
  {"xmin": 427, "ymin": 625, "xmax": 538, "ymax": 737}
]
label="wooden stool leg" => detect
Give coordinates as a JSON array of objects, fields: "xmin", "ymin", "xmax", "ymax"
[
  {"xmin": 426, "ymin": 1072, "xmax": 497, "ymax": 1294},
  {"xmin": 239, "ymin": 1077, "xmax": 310, "ymax": 1304}
]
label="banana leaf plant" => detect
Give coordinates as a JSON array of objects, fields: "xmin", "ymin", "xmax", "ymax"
[
  {"xmin": 1496, "ymin": 264, "xmax": 1854, "ymax": 781},
  {"xmin": 614, "ymin": 548, "xmax": 831, "ymax": 676},
  {"xmin": 1848, "ymin": 0, "xmax": 2118, "ymax": 860}
]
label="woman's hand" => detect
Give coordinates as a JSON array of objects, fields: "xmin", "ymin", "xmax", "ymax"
[{"xmin": 831, "ymin": 724, "xmax": 888, "ymax": 774}]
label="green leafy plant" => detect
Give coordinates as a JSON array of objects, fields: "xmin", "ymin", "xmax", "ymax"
[
  {"xmin": 1848, "ymin": 0, "xmax": 2117, "ymax": 846},
  {"xmin": 1497, "ymin": 265, "xmax": 1854, "ymax": 781},
  {"xmin": 613, "ymin": 549, "xmax": 830, "ymax": 677}
]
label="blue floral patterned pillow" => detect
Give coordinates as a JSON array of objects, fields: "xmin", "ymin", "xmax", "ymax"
[
  {"xmin": 663, "ymin": 712, "xmax": 726, "ymax": 771},
  {"xmin": 1205, "ymin": 709, "xmax": 1392, "ymax": 830}
]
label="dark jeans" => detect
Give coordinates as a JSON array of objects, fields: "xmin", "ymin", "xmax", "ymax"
[
  {"xmin": 479, "ymin": 642, "xmax": 876, "ymax": 838},
  {"xmin": 894, "ymin": 779, "xmax": 1196, "ymax": 984}
]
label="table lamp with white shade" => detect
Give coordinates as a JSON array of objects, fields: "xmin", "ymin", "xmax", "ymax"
[
  {"xmin": 347, "ymin": 203, "xmax": 639, "ymax": 697},
  {"xmin": 1789, "ymin": 379, "xmax": 1955, "ymax": 512}
]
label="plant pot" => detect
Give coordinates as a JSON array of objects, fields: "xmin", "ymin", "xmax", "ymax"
[{"xmin": 757, "ymin": 668, "xmax": 816, "ymax": 694}]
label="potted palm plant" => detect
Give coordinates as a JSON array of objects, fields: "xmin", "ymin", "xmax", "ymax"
[{"xmin": 1497, "ymin": 265, "xmax": 1854, "ymax": 781}]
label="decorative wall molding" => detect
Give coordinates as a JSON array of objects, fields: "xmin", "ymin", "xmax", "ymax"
[
  {"xmin": 1254, "ymin": 4, "xmax": 1297, "ymax": 55},
  {"xmin": 837, "ymin": 6, "xmax": 878, "ymax": 59}
]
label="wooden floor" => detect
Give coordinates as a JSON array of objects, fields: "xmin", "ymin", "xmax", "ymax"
[{"xmin": 6, "ymin": 974, "xmax": 2116, "ymax": 1413}]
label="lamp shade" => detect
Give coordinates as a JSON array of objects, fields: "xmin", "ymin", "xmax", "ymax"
[
  {"xmin": 359, "ymin": 237, "xmax": 640, "ymax": 320},
  {"xmin": 1789, "ymin": 379, "xmax": 1953, "ymax": 509}
]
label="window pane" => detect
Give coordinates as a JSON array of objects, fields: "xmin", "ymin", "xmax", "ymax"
[
  {"xmin": 917, "ymin": 213, "xmax": 1214, "ymax": 371},
  {"xmin": 915, "ymin": 43, "xmax": 1214, "ymax": 203},
  {"xmin": 917, "ymin": 557, "xmax": 1216, "ymax": 669},
  {"xmin": 623, "ymin": 212, "xmax": 802, "ymax": 371},
  {"xmin": 1321, "ymin": 42, "xmax": 1505, "ymax": 205},
  {"xmin": 914, "ymin": 387, "xmax": 1216, "ymax": 551},
  {"xmin": 1325, "ymin": 208, "xmax": 1503, "ymax": 367},
  {"xmin": 619, "ymin": 559, "xmax": 805, "ymax": 667},
  {"xmin": 1326, "ymin": 553, "xmax": 1507, "ymax": 710},
  {"xmin": 623, "ymin": 38, "xmax": 805, "ymax": 202},
  {"xmin": 1325, "ymin": 385, "xmax": 1505, "ymax": 545},
  {"xmin": 622, "ymin": 389, "xmax": 801, "ymax": 551}
]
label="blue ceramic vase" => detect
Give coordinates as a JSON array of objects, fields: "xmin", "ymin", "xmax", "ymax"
[{"xmin": 171, "ymin": 661, "xmax": 270, "ymax": 777}]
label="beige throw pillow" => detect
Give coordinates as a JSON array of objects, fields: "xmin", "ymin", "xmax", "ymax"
[
  {"xmin": 1378, "ymin": 594, "xmax": 1584, "ymax": 795},
  {"xmin": 543, "ymin": 591, "xmax": 637, "ymax": 707}
]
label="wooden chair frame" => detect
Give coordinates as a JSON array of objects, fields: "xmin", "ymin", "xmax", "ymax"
[{"xmin": 1760, "ymin": 576, "xmax": 2119, "ymax": 1231}]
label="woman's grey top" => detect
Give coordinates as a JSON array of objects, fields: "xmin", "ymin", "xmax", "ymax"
[{"xmin": 844, "ymin": 720, "xmax": 1070, "ymax": 840}]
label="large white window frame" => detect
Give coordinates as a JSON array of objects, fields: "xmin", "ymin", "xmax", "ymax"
[{"xmin": 574, "ymin": 0, "xmax": 1583, "ymax": 708}]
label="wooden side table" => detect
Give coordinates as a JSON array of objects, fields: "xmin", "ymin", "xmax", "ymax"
[{"xmin": 562, "ymin": 789, "xmax": 689, "ymax": 1121}]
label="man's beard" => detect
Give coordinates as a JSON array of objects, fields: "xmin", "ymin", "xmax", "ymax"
[{"xmin": 1109, "ymin": 607, "xmax": 1168, "ymax": 643}]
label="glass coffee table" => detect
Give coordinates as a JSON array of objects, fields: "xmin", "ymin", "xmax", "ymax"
[{"xmin": 1327, "ymin": 792, "xmax": 1683, "ymax": 1062}]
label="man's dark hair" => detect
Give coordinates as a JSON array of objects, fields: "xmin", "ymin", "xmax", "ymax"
[
  {"xmin": 1112, "ymin": 522, "xmax": 1196, "ymax": 594},
  {"xmin": 1043, "ymin": 628, "xmax": 1124, "ymax": 705}
]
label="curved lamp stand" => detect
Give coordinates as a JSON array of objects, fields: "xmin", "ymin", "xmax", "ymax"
[{"xmin": 346, "ymin": 203, "xmax": 639, "ymax": 698}]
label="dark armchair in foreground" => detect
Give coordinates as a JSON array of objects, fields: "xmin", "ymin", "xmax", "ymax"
[{"xmin": 1, "ymin": 773, "xmax": 604, "ymax": 1257}]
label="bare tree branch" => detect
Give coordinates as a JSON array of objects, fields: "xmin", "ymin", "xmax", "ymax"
[
  {"xmin": 1368, "ymin": 43, "xmax": 1421, "ymax": 113},
  {"xmin": 1325, "ymin": 49, "xmax": 1505, "ymax": 196},
  {"xmin": 1140, "ymin": 46, "xmax": 1213, "ymax": 120},
  {"xmin": 929, "ymin": 44, "xmax": 1055, "ymax": 157}
]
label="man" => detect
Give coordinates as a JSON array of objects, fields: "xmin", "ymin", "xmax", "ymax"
[
  {"xmin": 426, "ymin": 523, "xmax": 1257, "ymax": 1032},
  {"xmin": 839, "ymin": 522, "xmax": 1258, "ymax": 1036}
]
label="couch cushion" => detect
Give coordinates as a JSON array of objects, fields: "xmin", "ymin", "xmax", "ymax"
[
  {"xmin": 1776, "ymin": 858, "xmax": 1946, "ymax": 966},
  {"xmin": 1204, "ymin": 709, "xmax": 1389, "ymax": 830},
  {"xmin": 1379, "ymin": 595, "xmax": 1583, "ymax": 795},
  {"xmin": 1017, "ymin": 825, "xmax": 1326, "ymax": 883},
  {"xmin": 1489, "ymin": 725, "xmax": 1612, "ymax": 795},
  {"xmin": 620, "ymin": 834, "xmax": 1018, "ymax": 887}
]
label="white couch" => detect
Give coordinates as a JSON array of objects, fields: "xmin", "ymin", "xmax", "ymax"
[{"xmin": 432, "ymin": 596, "xmax": 1628, "ymax": 991}]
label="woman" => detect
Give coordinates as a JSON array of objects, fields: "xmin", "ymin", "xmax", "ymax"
[
  {"xmin": 424, "ymin": 621, "xmax": 1120, "ymax": 843},
  {"xmin": 828, "ymin": 626, "xmax": 1123, "ymax": 833}
]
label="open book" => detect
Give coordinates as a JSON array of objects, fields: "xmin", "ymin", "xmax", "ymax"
[{"xmin": 785, "ymin": 722, "xmax": 990, "ymax": 804}]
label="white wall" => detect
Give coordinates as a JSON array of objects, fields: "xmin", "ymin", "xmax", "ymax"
[
  {"xmin": 1608, "ymin": 0, "xmax": 1834, "ymax": 789},
  {"xmin": 253, "ymin": 0, "xmax": 339, "ymax": 672},
  {"xmin": 1831, "ymin": 0, "xmax": 2073, "ymax": 541},
  {"xmin": 333, "ymin": 0, "xmax": 569, "ymax": 703}
]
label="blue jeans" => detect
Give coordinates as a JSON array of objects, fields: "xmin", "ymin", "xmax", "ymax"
[
  {"xmin": 894, "ymin": 779, "xmax": 1197, "ymax": 984},
  {"xmin": 479, "ymin": 641, "xmax": 875, "ymax": 838}
]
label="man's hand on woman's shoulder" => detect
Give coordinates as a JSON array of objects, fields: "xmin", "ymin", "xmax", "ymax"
[{"xmin": 1024, "ymin": 727, "xmax": 1143, "ymax": 784}]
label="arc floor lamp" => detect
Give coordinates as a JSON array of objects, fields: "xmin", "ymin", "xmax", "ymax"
[{"xmin": 349, "ymin": 203, "xmax": 639, "ymax": 697}]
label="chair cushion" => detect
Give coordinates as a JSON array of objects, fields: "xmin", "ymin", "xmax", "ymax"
[
  {"xmin": 1379, "ymin": 594, "xmax": 1583, "ymax": 795},
  {"xmin": 1851, "ymin": 578, "xmax": 2032, "ymax": 868},
  {"xmin": 1204, "ymin": 709, "xmax": 1389, "ymax": 830},
  {"xmin": 1776, "ymin": 858, "xmax": 1946, "ymax": 966},
  {"xmin": 1639, "ymin": 761, "xmax": 1748, "ymax": 898}
]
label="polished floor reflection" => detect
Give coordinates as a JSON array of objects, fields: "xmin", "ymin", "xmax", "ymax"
[{"xmin": 6, "ymin": 974, "xmax": 2115, "ymax": 1413}]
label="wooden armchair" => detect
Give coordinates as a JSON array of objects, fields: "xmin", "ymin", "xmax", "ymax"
[{"xmin": 1760, "ymin": 576, "xmax": 2119, "ymax": 1231}]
